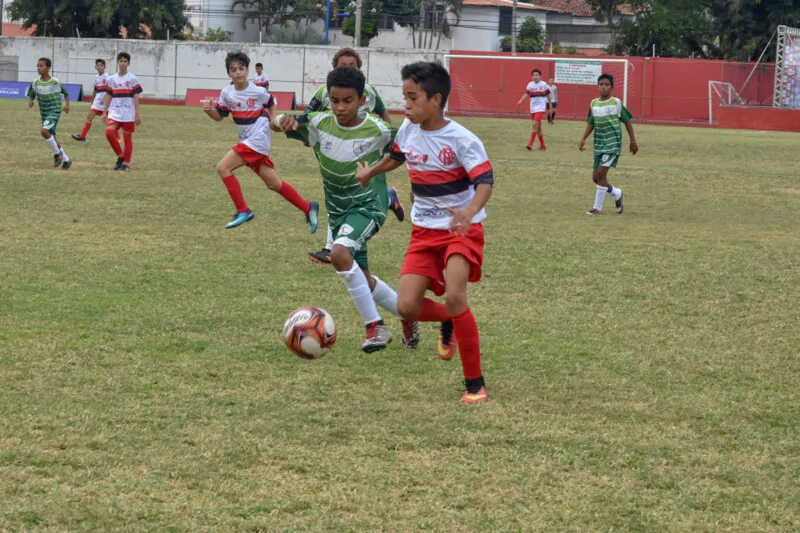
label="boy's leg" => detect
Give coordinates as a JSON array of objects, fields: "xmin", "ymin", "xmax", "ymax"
[
  {"xmin": 54, "ymin": 134, "xmax": 72, "ymax": 168},
  {"xmin": 257, "ymin": 164, "xmax": 319, "ymax": 233},
  {"xmin": 105, "ymin": 121, "xmax": 124, "ymax": 167},
  {"xmin": 445, "ymin": 254, "xmax": 487, "ymax": 403},
  {"xmin": 216, "ymin": 149, "xmax": 253, "ymax": 228},
  {"xmin": 527, "ymin": 117, "xmax": 537, "ymax": 149},
  {"xmin": 307, "ymin": 221, "xmax": 334, "ymax": 265},
  {"xmin": 595, "ymin": 163, "xmax": 623, "ymax": 213},
  {"xmin": 75, "ymin": 112, "xmax": 95, "ymax": 140},
  {"xmin": 41, "ymin": 125, "xmax": 63, "ymax": 166},
  {"xmin": 122, "ymin": 130, "xmax": 133, "ymax": 168},
  {"xmin": 537, "ymin": 118, "xmax": 546, "ymax": 149}
]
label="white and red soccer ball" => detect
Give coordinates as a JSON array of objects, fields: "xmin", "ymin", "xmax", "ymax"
[{"xmin": 283, "ymin": 306, "xmax": 337, "ymax": 359}]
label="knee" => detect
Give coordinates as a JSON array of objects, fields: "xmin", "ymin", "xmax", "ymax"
[
  {"xmin": 216, "ymin": 162, "xmax": 230, "ymax": 178},
  {"xmin": 264, "ymin": 179, "xmax": 281, "ymax": 191},
  {"xmin": 329, "ymin": 247, "xmax": 352, "ymax": 271},
  {"xmin": 445, "ymin": 292, "xmax": 468, "ymax": 315},
  {"xmin": 397, "ymin": 297, "xmax": 421, "ymax": 321},
  {"xmin": 41, "ymin": 129, "xmax": 49, "ymax": 138}
]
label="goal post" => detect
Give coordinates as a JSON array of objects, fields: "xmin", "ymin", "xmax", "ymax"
[
  {"xmin": 443, "ymin": 54, "xmax": 632, "ymax": 118},
  {"xmin": 708, "ymin": 80, "xmax": 746, "ymax": 125}
]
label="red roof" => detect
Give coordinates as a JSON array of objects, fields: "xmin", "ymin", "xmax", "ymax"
[
  {"xmin": 533, "ymin": 0, "xmax": 635, "ymax": 16},
  {"xmin": 463, "ymin": 0, "xmax": 561, "ymax": 12},
  {"xmin": 2, "ymin": 23, "xmax": 36, "ymax": 36}
]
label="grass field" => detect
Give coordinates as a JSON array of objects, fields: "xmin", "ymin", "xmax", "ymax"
[{"xmin": 1, "ymin": 99, "xmax": 799, "ymax": 532}]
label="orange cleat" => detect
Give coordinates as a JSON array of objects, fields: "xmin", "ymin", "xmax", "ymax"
[{"xmin": 461, "ymin": 386, "xmax": 488, "ymax": 404}]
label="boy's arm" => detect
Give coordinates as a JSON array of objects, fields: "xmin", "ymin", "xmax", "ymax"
[
  {"xmin": 26, "ymin": 84, "xmax": 36, "ymax": 107},
  {"xmin": 355, "ymin": 153, "xmax": 404, "ymax": 188},
  {"xmin": 133, "ymin": 94, "xmax": 141, "ymax": 125},
  {"xmin": 516, "ymin": 92, "xmax": 528, "ymax": 109},
  {"xmin": 448, "ymin": 184, "xmax": 492, "ymax": 235},
  {"xmin": 63, "ymin": 91, "xmax": 71, "ymax": 114},
  {"xmin": 625, "ymin": 121, "xmax": 638, "ymax": 154},
  {"xmin": 203, "ymin": 94, "xmax": 226, "ymax": 121},
  {"xmin": 102, "ymin": 92, "xmax": 112, "ymax": 118},
  {"xmin": 579, "ymin": 124, "xmax": 594, "ymax": 151}
]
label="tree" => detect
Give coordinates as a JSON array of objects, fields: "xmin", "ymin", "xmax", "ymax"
[
  {"xmin": 7, "ymin": 0, "xmax": 191, "ymax": 38},
  {"xmin": 342, "ymin": 13, "xmax": 379, "ymax": 46},
  {"xmin": 500, "ymin": 15, "xmax": 545, "ymax": 53},
  {"xmin": 709, "ymin": 0, "xmax": 800, "ymax": 61},
  {"xmin": 229, "ymin": 0, "xmax": 323, "ymax": 35},
  {"xmin": 579, "ymin": 0, "xmax": 641, "ymax": 50},
  {"xmin": 204, "ymin": 26, "xmax": 232, "ymax": 41}
]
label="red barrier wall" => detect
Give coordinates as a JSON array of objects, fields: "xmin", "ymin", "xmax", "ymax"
[
  {"xmin": 718, "ymin": 106, "xmax": 800, "ymax": 132},
  {"xmin": 447, "ymin": 51, "xmax": 776, "ymax": 125}
]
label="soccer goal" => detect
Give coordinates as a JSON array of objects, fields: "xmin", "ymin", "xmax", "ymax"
[
  {"xmin": 773, "ymin": 25, "xmax": 800, "ymax": 109},
  {"xmin": 443, "ymin": 54, "xmax": 632, "ymax": 118},
  {"xmin": 708, "ymin": 81, "xmax": 746, "ymax": 125}
]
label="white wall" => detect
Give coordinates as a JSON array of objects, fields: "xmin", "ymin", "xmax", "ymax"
[
  {"xmin": 0, "ymin": 37, "xmax": 446, "ymax": 108},
  {"xmin": 452, "ymin": 7, "xmax": 547, "ymax": 52}
]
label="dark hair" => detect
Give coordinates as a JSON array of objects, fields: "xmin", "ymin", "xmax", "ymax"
[
  {"xmin": 532, "ymin": 68, "xmax": 541, "ymax": 75},
  {"xmin": 332, "ymin": 47, "xmax": 362, "ymax": 69},
  {"xmin": 326, "ymin": 66, "xmax": 366, "ymax": 97},
  {"xmin": 401, "ymin": 61, "xmax": 451, "ymax": 108},
  {"xmin": 255, "ymin": 62, "xmax": 263, "ymax": 68},
  {"xmin": 117, "ymin": 52, "xmax": 131, "ymax": 62},
  {"xmin": 225, "ymin": 51, "xmax": 250, "ymax": 72},
  {"xmin": 598, "ymin": 73, "xmax": 614, "ymax": 87},
  {"xmin": 95, "ymin": 58, "xmax": 106, "ymax": 66},
  {"xmin": 38, "ymin": 57, "xmax": 52, "ymax": 67}
]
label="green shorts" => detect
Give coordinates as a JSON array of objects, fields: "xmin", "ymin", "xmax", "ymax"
[
  {"xmin": 332, "ymin": 211, "xmax": 382, "ymax": 270},
  {"xmin": 41, "ymin": 117, "xmax": 59, "ymax": 135},
  {"xmin": 593, "ymin": 153, "xmax": 619, "ymax": 170}
]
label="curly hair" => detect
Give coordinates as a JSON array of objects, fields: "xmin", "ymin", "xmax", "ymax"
[{"xmin": 332, "ymin": 48, "xmax": 362, "ymax": 69}]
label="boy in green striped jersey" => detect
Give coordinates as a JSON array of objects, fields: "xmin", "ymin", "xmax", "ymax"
[
  {"xmin": 277, "ymin": 67, "xmax": 424, "ymax": 353},
  {"xmin": 27, "ymin": 58, "xmax": 73, "ymax": 170},
  {"xmin": 579, "ymin": 73, "xmax": 638, "ymax": 215}
]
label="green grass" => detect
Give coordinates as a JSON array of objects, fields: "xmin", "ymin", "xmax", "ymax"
[{"xmin": 1, "ymin": 99, "xmax": 798, "ymax": 532}]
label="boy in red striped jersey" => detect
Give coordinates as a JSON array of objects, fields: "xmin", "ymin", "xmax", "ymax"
[
  {"xmin": 356, "ymin": 61, "xmax": 494, "ymax": 404},
  {"xmin": 101, "ymin": 52, "xmax": 142, "ymax": 171},
  {"xmin": 72, "ymin": 59, "xmax": 111, "ymax": 142},
  {"xmin": 252, "ymin": 63, "xmax": 269, "ymax": 90},
  {"xmin": 203, "ymin": 51, "xmax": 319, "ymax": 231},
  {"xmin": 516, "ymin": 68, "xmax": 551, "ymax": 151}
]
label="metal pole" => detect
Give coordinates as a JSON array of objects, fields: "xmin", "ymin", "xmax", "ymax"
[
  {"xmin": 355, "ymin": 0, "xmax": 363, "ymax": 47},
  {"xmin": 623, "ymin": 59, "xmax": 629, "ymax": 107},
  {"xmin": 511, "ymin": 0, "xmax": 517, "ymax": 55},
  {"xmin": 708, "ymin": 81, "xmax": 713, "ymax": 125},
  {"xmin": 0, "ymin": 0, "xmax": 4, "ymax": 36},
  {"xmin": 325, "ymin": 0, "xmax": 330, "ymax": 45}
]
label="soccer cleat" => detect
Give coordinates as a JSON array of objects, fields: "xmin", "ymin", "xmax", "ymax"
[
  {"xmin": 71, "ymin": 134, "xmax": 86, "ymax": 142},
  {"xmin": 114, "ymin": 157, "xmax": 124, "ymax": 170},
  {"xmin": 437, "ymin": 319, "xmax": 457, "ymax": 361},
  {"xmin": 362, "ymin": 321, "xmax": 392, "ymax": 353},
  {"xmin": 615, "ymin": 191, "xmax": 624, "ymax": 214},
  {"xmin": 53, "ymin": 153, "xmax": 63, "ymax": 168},
  {"xmin": 387, "ymin": 186, "xmax": 406, "ymax": 222},
  {"xmin": 526, "ymin": 145, "xmax": 532, "ymax": 151},
  {"xmin": 461, "ymin": 386, "xmax": 488, "ymax": 404},
  {"xmin": 585, "ymin": 208, "xmax": 603, "ymax": 215},
  {"xmin": 306, "ymin": 200, "xmax": 320, "ymax": 234},
  {"xmin": 225, "ymin": 209, "xmax": 255, "ymax": 229},
  {"xmin": 116, "ymin": 164, "xmax": 130, "ymax": 172},
  {"xmin": 538, "ymin": 145, "xmax": 547, "ymax": 151},
  {"xmin": 61, "ymin": 159, "xmax": 72, "ymax": 170},
  {"xmin": 307, "ymin": 248, "xmax": 332, "ymax": 265},
  {"xmin": 401, "ymin": 320, "xmax": 419, "ymax": 350}
]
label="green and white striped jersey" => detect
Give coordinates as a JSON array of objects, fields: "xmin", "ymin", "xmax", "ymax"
[
  {"xmin": 306, "ymin": 83, "xmax": 387, "ymax": 117},
  {"xmin": 27, "ymin": 77, "xmax": 68, "ymax": 123},
  {"xmin": 587, "ymin": 97, "xmax": 632, "ymax": 155},
  {"xmin": 291, "ymin": 111, "xmax": 395, "ymax": 228}
]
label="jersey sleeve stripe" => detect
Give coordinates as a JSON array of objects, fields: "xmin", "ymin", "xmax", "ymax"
[
  {"xmin": 389, "ymin": 142, "xmax": 406, "ymax": 161},
  {"xmin": 467, "ymin": 161, "xmax": 492, "ymax": 181}
]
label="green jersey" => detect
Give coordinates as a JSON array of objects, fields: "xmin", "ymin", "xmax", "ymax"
[
  {"xmin": 306, "ymin": 83, "xmax": 387, "ymax": 117},
  {"xmin": 290, "ymin": 111, "xmax": 394, "ymax": 228},
  {"xmin": 587, "ymin": 97, "xmax": 632, "ymax": 155},
  {"xmin": 27, "ymin": 77, "xmax": 68, "ymax": 123}
]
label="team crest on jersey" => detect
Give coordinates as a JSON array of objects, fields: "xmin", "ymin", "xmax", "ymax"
[
  {"xmin": 125, "ymin": 81, "xmax": 130, "ymax": 87},
  {"xmin": 405, "ymin": 150, "xmax": 428, "ymax": 164},
  {"xmin": 438, "ymin": 147, "xmax": 456, "ymax": 166},
  {"xmin": 353, "ymin": 141, "xmax": 370, "ymax": 158},
  {"xmin": 338, "ymin": 224, "xmax": 354, "ymax": 236},
  {"xmin": 246, "ymin": 97, "xmax": 257, "ymax": 108}
]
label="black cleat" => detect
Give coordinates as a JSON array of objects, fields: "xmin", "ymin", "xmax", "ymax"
[
  {"xmin": 114, "ymin": 157, "xmax": 124, "ymax": 170},
  {"xmin": 71, "ymin": 134, "xmax": 86, "ymax": 141},
  {"xmin": 53, "ymin": 153, "xmax": 63, "ymax": 168},
  {"xmin": 307, "ymin": 248, "xmax": 332, "ymax": 265},
  {"xmin": 61, "ymin": 159, "xmax": 72, "ymax": 170}
]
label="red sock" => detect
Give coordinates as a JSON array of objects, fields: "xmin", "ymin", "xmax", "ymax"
[
  {"xmin": 528, "ymin": 131, "xmax": 537, "ymax": 147},
  {"xmin": 451, "ymin": 308, "xmax": 482, "ymax": 379},
  {"xmin": 539, "ymin": 134, "xmax": 546, "ymax": 148},
  {"xmin": 277, "ymin": 180, "xmax": 311, "ymax": 214},
  {"xmin": 106, "ymin": 129, "xmax": 123, "ymax": 157},
  {"xmin": 81, "ymin": 122, "xmax": 91, "ymax": 138},
  {"xmin": 122, "ymin": 132, "xmax": 133, "ymax": 164},
  {"xmin": 222, "ymin": 175, "xmax": 248, "ymax": 212},
  {"xmin": 414, "ymin": 298, "xmax": 450, "ymax": 322}
]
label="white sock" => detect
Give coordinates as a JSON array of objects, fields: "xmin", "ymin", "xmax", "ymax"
[
  {"xmin": 45, "ymin": 136, "xmax": 60, "ymax": 155},
  {"xmin": 60, "ymin": 146, "xmax": 71, "ymax": 162},
  {"xmin": 594, "ymin": 185, "xmax": 605, "ymax": 210},
  {"xmin": 337, "ymin": 262, "xmax": 381, "ymax": 325},
  {"xmin": 371, "ymin": 276, "xmax": 401, "ymax": 318},
  {"xmin": 325, "ymin": 224, "xmax": 333, "ymax": 250},
  {"xmin": 608, "ymin": 186, "xmax": 622, "ymax": 201}
]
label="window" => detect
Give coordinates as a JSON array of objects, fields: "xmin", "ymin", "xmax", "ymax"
[
  {"xmin": 378, "ymin": 13, "xmax": 394, "ymax": 30},
  {"xmin": 498, "ymin": 7, "xmax": 512, "ymax": 35}
]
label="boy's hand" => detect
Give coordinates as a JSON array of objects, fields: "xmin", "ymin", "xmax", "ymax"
[
  {"xmin": 28, "ymin": 99, "xmax": 34, "ymax": 108},
  {"xmin": 355, "ymin": 162, "xmax": 373, "ymax": 188},
  {"xmin": 447, "ymin": 205, "xmax": 474, "ymax": 236},
  {"xmin": 579, "ymin": 139, "xmax": 586, "ymax": 151},
  {"xmin": 135, "ymin": 113, "xmax": 142, "ymax": 126},
  {"xmin": 279, "ymin": 115, "xmax": 298, "ymax": 133},
  {"xmin": 201, "ymin": 97, "xmax": 218, "ymax": 111},
  {"xmin": 630, "ymin": 140, "xmax": 638, "ymax": 155},
  {"xmin": 63, "ymin": 102, "xmax": 70, "ymax": 114}
]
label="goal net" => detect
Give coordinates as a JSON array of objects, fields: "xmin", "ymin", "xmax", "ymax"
[
  {"xmin": 708, "ymin": 81, "xmax": 746, "ymax": 124},
  {"xmin": 773, "ymin": 25, "xmax": 800, "ymax": 109},
  {"xmin": 443, "ymin": 54, "xmax": 633, "ymax": 119}
]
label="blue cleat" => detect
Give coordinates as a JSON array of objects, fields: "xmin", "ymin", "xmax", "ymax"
[
  {"xmin": 307, "ymin": 200, "xmax": 320, "ymax": 234},
  {"xmin": 387, "ymin": 186, "xmax": 406, "ymax": 222},
  {"xmin": 225, "ymin": 209, "xmax": 254, "ymax": 229}
]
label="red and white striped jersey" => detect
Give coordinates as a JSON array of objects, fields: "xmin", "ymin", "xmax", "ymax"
[
  {"xmin": 252, "ymin": 73, "xmax": 269, "ymax": 89},
  {"xmin": 107, "ymin": 72, "xmax": 143, "ymax": 122},
  {"xmin": 526, "ymin": 80, "xmax": 550, "ymax": 113},
  {"xmin": 91, "ymin": 72, "xmax": 110, "ymax": 111},
  {"xmin": 390, "ymin": 119, "xmax": 494, "ymax": 230},
  {"xmin": 215, "ymin": 83, "xmax": 276, "ymax": 156}
]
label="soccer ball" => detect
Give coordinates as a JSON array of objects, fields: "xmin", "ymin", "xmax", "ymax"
[{"xmin": 283, "ymin": 306, "xmax": 337, "ymax": 359}]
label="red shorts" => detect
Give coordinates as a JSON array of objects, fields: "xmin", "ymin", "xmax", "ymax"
[
  {"xmin": 89, "ymin": 108, "xmax": 104, "ymax": 116},
  {"xmin": 531, "ymin": 112, "xmax": 545, "ymax": 123},
  {"xmin": 401, "ymin": 223, "xmax": 485, "ymax": 284},
  {"xmin": 232, "ymin": 143, "xmax": 274, "ymax": 173},
  {"xmin": 107, "ymin": 119, "xmax": 135, "ymax": 133}
]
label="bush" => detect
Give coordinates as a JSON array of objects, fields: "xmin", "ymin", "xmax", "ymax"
[
  {"xmin": 342, "ymin": 15, "xmax": 379, "ymax": 47},
  {"xmin": 499, "ymin": 16, "xmax": 544, "ymax": 53}
]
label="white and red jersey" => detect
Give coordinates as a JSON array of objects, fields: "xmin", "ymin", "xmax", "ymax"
[
  {"xmin": 526, "ymin": 80, "xmax": 551, "ymax": 113},
  {"xmin": 91, "ymin": 72, "xmax": 110, "ymax": 111},
  {"xmin": 252, "ymin": 73, "xmax": 269, "ymax": 89},
  {"xmin": 390, "ymin": 119, "xmax": 494, "ymax": 230},
  {"xmin": 215, "ymin": 82, "xmax": 276, "ymax": 156},
  {"xmin": 107, "ymin": 72, "xmax": 143, "ymax": 122}
]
